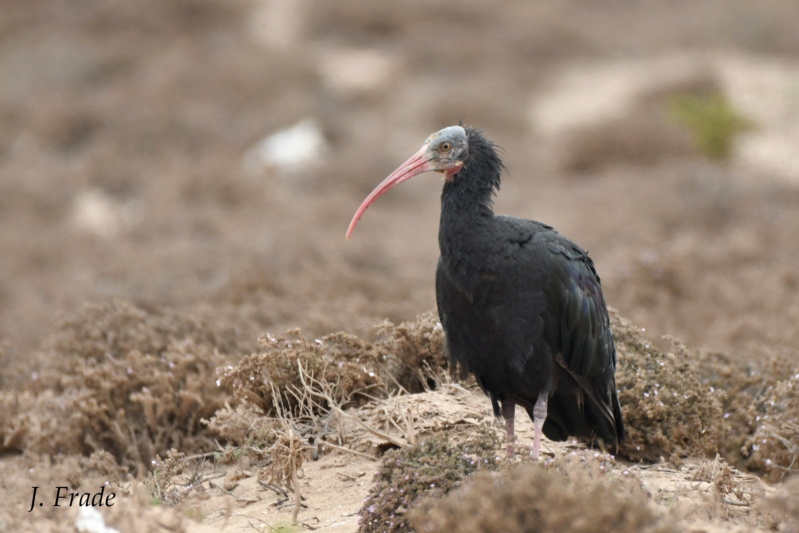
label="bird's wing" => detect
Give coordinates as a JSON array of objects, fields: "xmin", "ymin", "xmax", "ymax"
[
  {"xmin": 538, "ymin": 232, "xmax": 621, "ymax": 438},
  {"xmin": 542, "ymin": 237, "xmax": 614, "ymax": 376},
  {"xmin": 494, "ymin": 217, "xmax": 620, "ymax": 440}
]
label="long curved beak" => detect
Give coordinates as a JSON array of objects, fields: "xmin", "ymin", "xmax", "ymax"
[{"xmin": 346, "ymin": 146, "xmax": 434, "ymax": 239}]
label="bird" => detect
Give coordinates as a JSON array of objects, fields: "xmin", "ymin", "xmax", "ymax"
[{"xmin": 346, "ymin": 125, "xmax": 624, "ymax": 459}]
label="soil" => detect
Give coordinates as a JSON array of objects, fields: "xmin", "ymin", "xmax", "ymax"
[{"xmin": 1, "ymin": 0, "xmax": 799, "ymax": 532}]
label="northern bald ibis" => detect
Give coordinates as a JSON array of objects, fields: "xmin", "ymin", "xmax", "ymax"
[{"xmin": 347, "ymin": 126, "xmax": 624, "ymax": 458}]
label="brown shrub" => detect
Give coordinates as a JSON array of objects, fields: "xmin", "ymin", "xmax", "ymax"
[
  {"xmin": 358, "ymin": 429, "xmax": 501, "ymax": 533},
  {"xmin": 9, "ymin": 340, "xmax": 228, "ymax": 473},
  {"xmin": 409, "ymin": 459, "xmax": 677, "ymax": 533},
  {"xmin": 611, "ymin": 309, "xmax": 725, "ymax": 461},
  {"xmin": 202, "ymin": 402, "xmax": 279, "ymax": 448},
  {"xmin": 697, "ymin": 352, "xmax": 799, "ymax": 482},
  {"xmin": 204, "ymin": 314, "xmax": 449, "ymax": 452},
  {"xmin": 374, "ymin": 311, "xmax": 448, "ymax": 392},
  {"xmin": 745, "ymin": 376, "xmax": 799, "ymax": 482},
  {"xmin": 690, "ymin": 454, "xmax": 752, "ymax": 507},
  {"xmin": 5, "ymin": 300, "xmax": 240, "ymax": 473},
  {"xmin": 216, "ymin": 329, "xmax": 385, "ymax": 417}
]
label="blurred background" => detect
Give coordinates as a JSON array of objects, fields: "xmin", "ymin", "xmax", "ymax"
[{"xmin": 2, "ymin": 0, "xmax": 799, "ymax": 372}]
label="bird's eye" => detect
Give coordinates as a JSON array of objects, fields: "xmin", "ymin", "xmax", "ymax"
[{"xmin": 440, "ymin": 142, "xmax": 452, "ymax": 152}]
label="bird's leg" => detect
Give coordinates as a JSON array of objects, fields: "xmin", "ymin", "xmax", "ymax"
[
  {"xmin": 531, "ymin": 390, "xmax": 549, "ymax": 460},
  {"xmin": 501, "ymin": 399, "xmax": 516, "ymax": 457}
]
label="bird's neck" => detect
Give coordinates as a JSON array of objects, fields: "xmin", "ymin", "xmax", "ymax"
[
  {"xmin": 439, "ymin": 172, "xmax": 496, "ymax": 242},
  {"xmin": 438, "ymin": 135, "xmax": 504, "ymax": 264}
]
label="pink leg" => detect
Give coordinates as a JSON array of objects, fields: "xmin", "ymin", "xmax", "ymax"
[
  {"xmin": 501, "ymin": 400, "xmax": 516, "ymax": 457},
  {"xmin": 531, "ymin": 390, "xmax": 548, "ymax": 460}
]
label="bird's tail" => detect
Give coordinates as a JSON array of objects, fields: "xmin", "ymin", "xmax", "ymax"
[{"xmin": 539, "ymin": 385, "xmax": 623, "ymax": 449}]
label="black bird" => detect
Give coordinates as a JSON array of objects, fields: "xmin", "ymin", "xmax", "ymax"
[{"xmin": 347, "ymin": 126, "xmax": 624, "ymax": 458}]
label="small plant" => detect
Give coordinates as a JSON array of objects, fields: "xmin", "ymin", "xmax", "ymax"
[
  {"xmin": 358, "ymin": 429, "xmax": 501, "ymax": 533},
  {"xmin": 146, "ymin": 449, "xmax": 189, "ymax": 505},
  {"xmin": 668, "ymin": 90, "xmax": 751, "ymax": 161},
  {"xmin": 260, "ymin": 386, "xmax": 312, "ymax": 524}
]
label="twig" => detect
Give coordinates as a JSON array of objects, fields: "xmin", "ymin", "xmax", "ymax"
[
  {"xmin": 184, "ymin": 451, "xmax": 219, "ymax": 461},
  {"xmin": 246, "ymin": 520, "xmax": 264, "ymax": 532},
  {"xmin": 347, "ymin": 410, "xmax": 407, "ymax": 448},
  {"xmin": 723, "ymin": 498, "xmax": 750, "ymax": 507},
  {"xmin": 258, "ymin": 481, "xmax": 288, "ymax": 498},
  {"xmin": 291, "ymin": 466, "xmax": 301, "ymax": 523},
  {"xmin": 319, "ymin": 441, "xmax": 376, "ymax": 461}
]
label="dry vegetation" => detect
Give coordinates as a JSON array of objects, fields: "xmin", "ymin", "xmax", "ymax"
[
  {"xmin": 409, "ymin": 458, "xmax": 676, "ymax": 533},
  {"xmin": 1, "ymin": 301, "xmax": 237, "ymax": 473},
  {"xmin": 359, "ymin": 430, "xmax": 501, "ymax": 533},
  {"xmin": 698, "ymin": 352, "xmax": 799, "ymax": 482},
  {"xmin": 613, "ymin": 310, "xmax": 725, "ymax": 461},
  {"xmin": 4, "ymin": 304, "xmax": 797, "ymax": 531},
  {"xmin": 215, "ymin": 329, "xmax": 384, "ymax": 417}
]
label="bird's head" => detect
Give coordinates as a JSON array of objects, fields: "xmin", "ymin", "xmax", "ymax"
[
  {"xmin": 419, "ymin": 125, "xmax": 470, "ymax": 178},
  {"xmin": 346, "ymin": 125, "xmax": 468, "ymax": 239}
]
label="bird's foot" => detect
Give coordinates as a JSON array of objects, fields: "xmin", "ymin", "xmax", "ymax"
[
  {"xmin": 531, "ymin": 390, "xmax": 548, "ymax": 461},
  {"xmin": 531, "ymin": 441, "xmax": 540, "ymax": 461}
]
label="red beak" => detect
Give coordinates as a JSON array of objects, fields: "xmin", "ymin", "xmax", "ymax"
[{"xmin": 346, "ymin": 146, "xmax": 434, "ymax": 240}]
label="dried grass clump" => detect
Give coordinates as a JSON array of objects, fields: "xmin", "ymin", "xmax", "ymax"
[
  {"xmin": 409, "ymin": 460, "xmax": 677, "ymax": 533},
  {"xmin": 206, "ymin": 313, "xmax": 449, "ymax": 459},
  {"xmin": 146, "ymin": 449, "xmax": 192, "ymax": 505},
  {"xmin": 358, "ymin": 429, "xmax": 500, "ymax": 533},
  {"xmin": 9, "ymin": 339, "xmax": 228, "ymax": 473},
  {"xmin": 743, "ymin": 376, "xmax": 799, "ymax": 482},
  {"xmin": 259, "ymin": 422, "xmax": 309, "ymax": 524},
  {"xmin": 697, "ymin": 352, "xmax": 799, "ymax": 481},
  {"xmin": 690, "ymin": 454, "xmax": 751, "ymax": 506},
  {"xmin": 203, "ymin": 402, "xmax": 279, "ymax": 447},
  {"xmin": 374, "ymin": 311, "xmax": 448, "ymax": 392},
  {"xmin": 217, "ymin": 329, "xmax": 384, "ymax": 417},
  {"xmin": 611, "ymin": 309, "xmax": 725, "ymax": 461}
]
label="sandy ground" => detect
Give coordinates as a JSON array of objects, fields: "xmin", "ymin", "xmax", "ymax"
[{"xmin": 1, "ymin": 0, "xmax": 799, "ymax": 531}]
